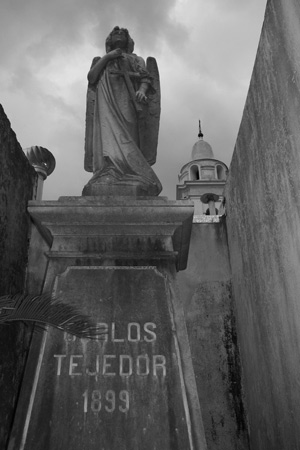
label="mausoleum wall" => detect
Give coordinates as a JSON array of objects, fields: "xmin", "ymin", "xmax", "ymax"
[
  {"xmin": 225, "ymin": 1, "xmax": 300, "ymax": 448},
  {"xmin": 177, "ymin": 221, "xmax": 249, "ymax": 450},
  {"xmin": 0, "ymin": 104, "xmax": 37, "ymax": 448}
]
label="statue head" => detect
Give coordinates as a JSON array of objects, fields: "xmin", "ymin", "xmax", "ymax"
[{"xmin": 105, "ymin": 26, "xmax": 135, "ymax": 54}]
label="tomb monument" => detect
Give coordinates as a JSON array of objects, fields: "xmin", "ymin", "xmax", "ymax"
[{"xmin": 8, "ymin": 26, "xmax": 207, "ymax": 450}]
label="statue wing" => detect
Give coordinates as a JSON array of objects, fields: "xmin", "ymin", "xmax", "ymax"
[
  {"xmin": 139, "ymin": 57, "xmax": 161, "ymax": 166},
  {"xmin": 84, "ymin": 57, "xmax": 100, "ymax": 172}
]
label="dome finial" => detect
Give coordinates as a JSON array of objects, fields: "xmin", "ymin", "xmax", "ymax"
[
  {"xmin": 198, "ymin": 120, "xmax": 204, "ymax": 139},
  {"xmin": 191, "ymin": 120, "xmax": 214, "ymax": 160}
]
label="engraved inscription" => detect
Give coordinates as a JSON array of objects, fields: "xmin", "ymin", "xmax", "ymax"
[{"xmin": 53, "ymin": 321, "xmax": 166, "ymax": 414}]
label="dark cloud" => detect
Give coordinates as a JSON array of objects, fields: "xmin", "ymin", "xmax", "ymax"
[
  {"xmin": 1, "ymin": 0, "xmax": 268, "ymax": 200},
  {"xmin": 1, "ymin": 0, "xmax": 187, "ymax": 62}
]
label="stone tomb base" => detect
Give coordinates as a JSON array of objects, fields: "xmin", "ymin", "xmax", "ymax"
[{"xmin": 8, "ymin": 196, "xmax": 207, "ymax": 450}]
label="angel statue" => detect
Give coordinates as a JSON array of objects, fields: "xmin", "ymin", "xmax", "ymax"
[{"xmin": 83, "ymin": 26, "xmax": 162, "ymax": 196}]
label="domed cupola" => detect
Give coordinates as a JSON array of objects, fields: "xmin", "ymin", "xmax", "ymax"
[
  {"xmin": 176, "ymin": 121, "xmax": 228, "ymax": 218},
  {"xmin": 191, "ymin": 134, "xmax": 214, "ymax": 160}
]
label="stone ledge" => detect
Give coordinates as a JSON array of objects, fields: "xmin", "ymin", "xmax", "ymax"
[{"xmin": 28, "ymin": 196, "xmax": 194, "ymax": 271}]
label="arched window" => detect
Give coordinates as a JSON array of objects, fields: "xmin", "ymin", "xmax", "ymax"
[
  {"xmin": 190, "ymin": 165, "xmax": 200, "ymax": 180},
  {"xmin": 205, "ymin": 207, "xmax": 219, "ymax": 216},
  {"xmin": 216, "ymin": 164, "xmax": 226, "ymax": 180}
]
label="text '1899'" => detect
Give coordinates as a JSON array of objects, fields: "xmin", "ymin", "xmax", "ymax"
[{"xmin": 82, "ymin": 389, "xmax": 129, "ymax": 413}]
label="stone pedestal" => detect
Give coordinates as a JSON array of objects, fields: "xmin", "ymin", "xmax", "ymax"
[{"xmin": 8, "ymin": 196, "xmax": 207, "ymax": 450}]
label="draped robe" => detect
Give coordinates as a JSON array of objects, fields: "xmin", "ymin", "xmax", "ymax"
[{"xmin": 84, "ymin": 53, "xmax": 162, "ymax": 196}]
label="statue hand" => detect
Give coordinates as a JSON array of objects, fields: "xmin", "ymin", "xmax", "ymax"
[
  {"xmin": 136, "ymin": 90, "xmax": 148, "ymax": 103},
  {"xmin": 107, "ymin": 49, "xmax": 123, "ymax": 60}
]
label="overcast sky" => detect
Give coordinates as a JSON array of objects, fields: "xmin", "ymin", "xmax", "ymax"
[{"xmin": 1, "ymin": 0, "xmax": 267, "ymax": 200}]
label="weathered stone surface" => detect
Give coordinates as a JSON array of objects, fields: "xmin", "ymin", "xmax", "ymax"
[
  {"xmin": 0, "ymin": 104, "xmax": 37, "ymax": 448},
  {"xmin": 177, "ymin": 222, "xmax": 249, "ymax": 450},
  {"xmin": 225, "ymin": 1, "xmax": 300, "ymax": 448},
  {"xmin": 9, "ymin": 196, "xmax": 207, "ymax": 449},
  {"xmin": 26, "ymin": 222, "xmax": 51, "ymax": 294},
  {"xmin": 11, "ymin": 267, "xmax": 195, "ymax": 449},
  {"xmin": 28, "ymin": 196, "xmax": 193, "ymax": 271},
  {"xmin": 0, "ymin": 105, "xmax": 36, "ymax": 293}
]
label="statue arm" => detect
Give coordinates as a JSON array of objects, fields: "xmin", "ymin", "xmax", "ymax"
[
  {"xmin": 87, "ymin": 49, "xmax": 123, "ymax": 85},
  {"xmin": 87, "ymin": 55, "xmax": 109, "ymax": 85}
]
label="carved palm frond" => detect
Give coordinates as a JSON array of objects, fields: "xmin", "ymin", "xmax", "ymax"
[{"xmin": 0, "ymin": 293, "xmax": 100, "ymax": 339}]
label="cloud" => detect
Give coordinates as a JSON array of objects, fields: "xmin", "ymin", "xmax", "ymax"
[
  {"xmin": 1, "ymin": 0, "xmax": 186, "ymax": 61},
  {"xmin": 0, "ymin": 0, "xmax": 268, "ymax": 200}
]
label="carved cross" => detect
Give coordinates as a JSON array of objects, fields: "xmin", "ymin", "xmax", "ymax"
[{"xmin": 109, "ymin": 59, "xmax": 143, "ymax": 114}]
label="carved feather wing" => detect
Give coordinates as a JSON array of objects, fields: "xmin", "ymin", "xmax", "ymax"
[
  {"xmin": 139, "ymin": 57, "xmax": 161, "ymax": 166},
  {"xmin": 84, "ymin": 57, "xmax": 100, "ymax": 172}
]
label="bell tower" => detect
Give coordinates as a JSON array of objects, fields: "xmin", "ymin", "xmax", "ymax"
[{"xmin": 176, "ymin": 122, "xmax": 228, "ymax": 217}]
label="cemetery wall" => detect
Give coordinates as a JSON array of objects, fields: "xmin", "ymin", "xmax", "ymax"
[
  {"xmin": 225, "ymin": 1, "xmax": 300, "ymax": 448},
  {"xmin": 177, "ymin": 221, "xmax": 249, "ymax": 450},
  {"xmin": 0, "ymin": 105, "xmax": 37, "ymax": 448}
]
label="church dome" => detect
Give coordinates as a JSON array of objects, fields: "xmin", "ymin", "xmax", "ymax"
[{"xmin": 191, "ymin": 138, "xmax": 214, "ymax": 160}]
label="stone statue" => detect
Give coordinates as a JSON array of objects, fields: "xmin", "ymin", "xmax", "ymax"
[{"xmin": 83, "ymin": 26, "xmax": 162, "ymax": 196}]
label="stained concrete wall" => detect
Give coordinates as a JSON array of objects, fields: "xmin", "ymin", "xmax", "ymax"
[
  {"xmin": 225, "ymin": 1, "xmax": 300, "ymax": 448},
  {"xmin": 177, "ymin": 221, "xmax": 249, "ymax": 450},
  {"xmin": 0, "ymin": 105, "xmax": 37, "ymax": 448}
]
